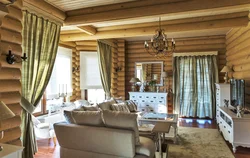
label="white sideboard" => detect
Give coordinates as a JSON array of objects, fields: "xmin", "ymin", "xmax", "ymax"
[
  {"xmin": 218, "ymin": 107, "xmax": 250, "ymax": 153},
  {"xmin": 129, "ymin": 92, "xmax": 168, "ymax": 113},
  {"xmin": 215, "ymin": 83, "xmax": 230, "ymax": 123},
  {"xmin": 0, "ymin": 144, "xmax": 24, "ymax": 158}
]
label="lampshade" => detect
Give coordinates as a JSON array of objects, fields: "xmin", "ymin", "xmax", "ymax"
[
  {"xmin": 0, "ymin": 101, "xmax": 15, "ymax": 121},
  {"xmin": 161, "ymin": 72, "xmax": 168, "ymax": 78},
  {"xmin": 221, "ymin": 66, "xmax": 232, "ymax": 73},
  {"xmin": 153, "ymin": 74, "xmax": 158, "ymax": 80},
  {"xmin": 130, "ymin": 77, "xmax": 140, "ymax": 83}
]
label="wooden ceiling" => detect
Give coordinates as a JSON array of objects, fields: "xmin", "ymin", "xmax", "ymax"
[
  {"xmin": 44, "ymin": 0, "xmax": 137, "ymax": 11},
  {"xmin": 41, "ymin": 0, "xmax": 250, "ymax": 42}
]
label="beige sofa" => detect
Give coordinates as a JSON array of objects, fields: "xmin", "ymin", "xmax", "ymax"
[{"xmin": 54, "ymin": 122, "xmax": 155, "ymax": 158}]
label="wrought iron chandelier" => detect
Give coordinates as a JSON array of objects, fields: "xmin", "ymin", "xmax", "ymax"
[{"xmin": 144, "ymin": 17, "xmax": 175, "ymax": 57}]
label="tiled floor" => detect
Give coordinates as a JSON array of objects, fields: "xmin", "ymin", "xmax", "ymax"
[{"xmin": 34, "ymin": 118, "xmax": 250, "ymax": 158}]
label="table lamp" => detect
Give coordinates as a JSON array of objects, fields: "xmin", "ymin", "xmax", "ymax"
[
  {"xmin": 0, "ymin": 101, "xmax": 15, "ymax": 151},
  {"xmin": 130, "ymin": 77, "xmax": 140, "ymax": 92},
  {"xmin": 221, "ymin": 66, "xmax": 232, "ymax": 83}
]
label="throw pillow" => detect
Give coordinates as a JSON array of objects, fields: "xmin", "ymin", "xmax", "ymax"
[
  {"xmin": 63, "ymin": 110, "xmax": 75, "ymax": 124},
  {"xmin": 97, "ymin": 99, "xmax": 116, "ymax": 111},
  {"xmin": 126, "ymin": 100, "xmax": 138, "ymax": 112},
  {"xmin": 102, "ymin": 110, "xmax": 140, "ymax": 145},
  {"xmin": 72, "ymin": 111, "xmax": 104, "ymax": 126},
  {"xmin": 111, "ymin": 103, "xmax": 130, "ymax": 113},
  {"xmin": 82, "ymin": 106, "xmax": 99, "ymax": 111}
]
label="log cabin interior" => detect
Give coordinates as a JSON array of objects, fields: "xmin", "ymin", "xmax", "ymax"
[{"xmin": 1, "ymin": 0, "xmax": 250, "ymax": 158}]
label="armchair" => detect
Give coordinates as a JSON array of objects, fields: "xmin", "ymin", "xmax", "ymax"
[{"xmin": 32, "ymin": 115, "xmax": 56, "ymax": 146}]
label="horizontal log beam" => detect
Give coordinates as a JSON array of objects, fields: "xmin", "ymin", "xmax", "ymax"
[
  {"xmin": 64, "ymin": 0, "xmax": 250, "ymax": 26},
  {"xmin": 60, "ymin": 17, "xmax": 248, "ymax": 41},
  {"xmin": 23, "ymin": 0, "xmax": 66, "ymax": 22},
  {"xmin": 78, "ymin": 25, "xmax": 97, "ymax": 35}
]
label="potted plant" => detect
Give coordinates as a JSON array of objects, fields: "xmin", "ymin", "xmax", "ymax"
[{"xmin": 148, "ymin": 80, "xmax": 157, "ymax": 92}]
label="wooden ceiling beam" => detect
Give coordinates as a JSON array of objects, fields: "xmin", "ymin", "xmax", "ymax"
[
  {"xmin": 77, "ymin": 25, "xmax": 97, "ymax": 35},
  {"xmin": 75, "ymin": 41, "xmax": 97, "ymax": 46},
  {"xmin": 97, "ymin": 11, "xmax": 249, "ymax": 31},
  {"xmin": 64, "ymin": 0, "xmax": 250, "ymax": 25},
  {"xmin": 60, "ymin": 16, "xmax": 248, "ymax": 41},
  {"xmin": 66, "ymin": 0, "xmax": 184, "ymax": 16},
  {"xmin": 23, "ymin": 0, "xmax": 66, "ymax": 22}
]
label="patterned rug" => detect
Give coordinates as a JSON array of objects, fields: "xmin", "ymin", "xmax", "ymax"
[{"xmin": 167, "ymin": 127, "xmax": 234, "ymax": 158}]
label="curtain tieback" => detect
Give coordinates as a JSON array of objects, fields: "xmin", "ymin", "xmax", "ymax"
[{"xmin": 20, "ymin": 96, "xmax": 36, "ymax": 114}]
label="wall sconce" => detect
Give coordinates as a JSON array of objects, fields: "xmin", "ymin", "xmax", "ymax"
[
  {"xmin": 6, "ymin": 50, "xmax": 27, "ymax": 64},
  {"xmin": 115, "ymin": 63, "xmax": 122, "ymax": 72},
  {"xmin": 72, "ymin": 66, "xmax": 80, "ymax": 73}
]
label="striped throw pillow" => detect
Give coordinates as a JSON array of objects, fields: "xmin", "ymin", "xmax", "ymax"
[
  {"xmin": 111, "ymin": 103, "xmax": 130, "ymax": 113},
  {"xmin": 126, "ymin": 100, "xmax": 137, "ymax": 112}
]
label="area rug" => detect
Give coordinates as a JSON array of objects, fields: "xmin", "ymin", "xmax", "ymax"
[{"xmin": 167, "ymin": 127, "xmax": 234, "ymax": 158}]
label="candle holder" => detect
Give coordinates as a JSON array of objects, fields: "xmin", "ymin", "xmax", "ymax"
[{"xmin": 59, "ymin": 92, "xmax": 67, "ymax": 102}]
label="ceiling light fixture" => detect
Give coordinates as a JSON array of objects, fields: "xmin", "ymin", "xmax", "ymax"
[{"xmin": 144, "ymin": 17, "xmax": 176, "ymax": 57}]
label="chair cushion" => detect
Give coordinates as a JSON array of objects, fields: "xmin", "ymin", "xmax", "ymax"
[
  {"xmin": 102, "ymin": 110, "xmax": 140, "ymax": 145},
  {"xmin": 136, "ymin": 137, "xmax": 156, "ymax": 157},
  {"xmin": 97, "ymin": 99, "xmax": 116, "ymax": 111},
  {"xmin": 126, "ymin": 100, "xmax": 138, "ymax": 112},
  {"xmin": 110, "ymin": 103, "xmax": 130, "ymax": 113},
  {"xmin": 72, "ymin": 111, "xmax": 104, "ymax": 127},
  {"xmin": 63, "ymin": 110, "xmax": 75, "ymax": 124},
  {"xmin": 37, "ymin": 123, "xmax": 50, "ymax": 129}
]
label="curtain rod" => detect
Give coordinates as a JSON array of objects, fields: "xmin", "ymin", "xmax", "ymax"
[{"xmin": 173, "ymin": 51, "xmax": 218, "ymax": 57}]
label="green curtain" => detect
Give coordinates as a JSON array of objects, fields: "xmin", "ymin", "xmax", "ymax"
[
  {"xmin": 173, "ymin": 55, "xmax": 218, "ymax": 118},
  {"xmin": 21, "ymin": 10, "xmax": 61, "ymax": 158},
  {"xmin": 97, "ymin": 40, "xmax": 112, "ymax": 99}
]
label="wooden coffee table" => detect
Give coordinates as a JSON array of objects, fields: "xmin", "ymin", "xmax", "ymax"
[{"xmin": 138, "ymin": 112, "xmax": 178, "ymax": 143}]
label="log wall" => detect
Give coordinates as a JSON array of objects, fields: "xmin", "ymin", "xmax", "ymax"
[
  {"xmin": 111, "ymin": 39, "xmax": 125, "ymax": 99},
  {"xmin": 125, "ymin": 36, "xmax": 227, "ymax": 113},
  {"xmin": 226, "ymin": 23, "xmax": 250, "ymax": 109},
  {"xmin": 0, "ymin": 0, "xmax": 23, "ymax": 146}
]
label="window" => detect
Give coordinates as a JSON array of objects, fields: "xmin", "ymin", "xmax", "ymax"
[
  {"xmin": 80, "ymin": 52, "xmax": 105, "ymax": 104},
  {"xmin": 33, "ymin": 46, "xmax": 72, "ymax": 115},
  {"xmin": 47, "ymin": 47, "xmax": 73, "ymax": 99}
]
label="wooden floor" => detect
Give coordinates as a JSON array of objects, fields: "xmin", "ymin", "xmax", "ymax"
[{"xmin": 34, "ymin": 118, "xmax": 250, "ymax": 158}]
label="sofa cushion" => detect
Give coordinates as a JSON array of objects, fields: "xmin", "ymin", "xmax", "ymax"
[
  {"xmin": 126, "ymin": 100, "xmax": 138, "ymax": 112},
  {"xmin": 97, "ymin": 99, "xmax": 116, "ymax": 111},
  {"xmin": 102, "ymin": 110, "xmax": 140, "ymax": 145},
  {"xmin": 72, "ymin": 111, "xmax": 104, "ymax": 126},
  {"xmin": 110, "ymin": 103, "xmax": 130, "ymax": 113},
  {"xmin": 82, "ymin": 106, "xmax": 99, "ymax": 111},
  {"xmin": 136, "ymin": 136, "xmax": 156, "ymax": 157},
  {"xmin": 63, "ymin": 110, "xmax": 75, "ymax": 124}
]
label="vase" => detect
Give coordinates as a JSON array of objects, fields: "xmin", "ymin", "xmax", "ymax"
[{"xmin": 150, "ymin": 85, "xmax": 156, "ymax": 92}]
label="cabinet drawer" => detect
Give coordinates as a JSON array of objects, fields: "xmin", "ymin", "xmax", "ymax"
[
  {"xmin": 157, "ymin": 100, "xmax": 165, "ymax": 104},
  {"xmin": 158, "ymin": 96, "xmax": 166, "ymax": 100}
]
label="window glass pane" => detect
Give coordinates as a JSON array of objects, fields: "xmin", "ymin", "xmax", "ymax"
[
  {"xmin": 33, "ymin": 100, "xmax": 42, "ymax": 114},
  {"xmin": 80, "ymin": 52, "xmax": 102, "ymax": 89},
  {"xmin": 46, "ymin": 47, "xmax": 72, "ymax": 99}
]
